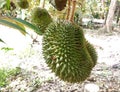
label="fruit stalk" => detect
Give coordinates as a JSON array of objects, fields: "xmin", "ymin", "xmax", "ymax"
[
  {"xmin": 69, "ymin": 0, "xmax": 76, "ymax": 22},
  {"xmin": 66, "ymin": 0, "xmax": 71, "ymax": 20}
]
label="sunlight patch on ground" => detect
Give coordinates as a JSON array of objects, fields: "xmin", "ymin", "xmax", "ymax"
[{"xmin": 0, "ymin": 25, "xmax": 32, "ymax": 52}]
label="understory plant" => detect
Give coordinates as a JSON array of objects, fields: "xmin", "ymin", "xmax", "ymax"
[{"xmin": 0, "ymin": 67, "xmax": 21, "ymax": 87}]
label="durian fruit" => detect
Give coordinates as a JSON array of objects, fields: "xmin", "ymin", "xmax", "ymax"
[
  {"xmin": 31, "ymin": 7, "xmax": 52, "ymax": 33},
  {"xmin": 86, "ymin": 41, "xmax": 97, "ymax": 67},
  {"xmin": 43, "ymin": 20, "xmax": 95, "ymax": 83},
  {"xmin": 49, "ymin": 0, "xmax": 67, "ymax": 11},
  {"xmin": 16, "ymin": 0, "xmax": 29, "ymax": 9}
]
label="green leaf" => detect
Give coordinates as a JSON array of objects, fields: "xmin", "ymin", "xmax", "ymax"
[
  {"xmin": 1, "ymin": 47, "xmax": 13, "ymax": 51},
  {"xmin": 0, "ymin": 17, "xmax": 42, "ymax": 36},
  {"xmin": 0, "ymin": 38, "xmax": 5, "ymax": 43},
  {"xmin": 0, "ymin": 17, "xmax": 27, "ymax": 35},
  {"xmin": 12, "ymin": 18, "xmax": 42, "ymax": 35},
  {"xmin": 0, "ymin": 0, "xmax": 6, "ymax": 8},
  {"xmin": 6, "ymin": 0, "xmax": 10, "ymax": 10}
]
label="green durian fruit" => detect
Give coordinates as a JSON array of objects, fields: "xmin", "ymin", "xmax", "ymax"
[
  {"xmin": 86, "ymin": 41, "xmax": 97, "ymax": 67},
  {"xmin": 31, "ymin": 7, "xmax": 52, "ymax": 33},
  {"xmin": 43, "ymin": 20, "xmax": 94, "ymax": 83},
  {"xmin": 16, "ymin": 0, "xmax": 29, "ymax": 9}
]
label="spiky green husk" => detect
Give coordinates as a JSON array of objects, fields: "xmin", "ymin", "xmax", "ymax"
[
  {"xmin": 86, "ymin": 41, "xmax": 98, "ymax": 67},
  {"xmin": 43, "ymin": 20, "xmax": 95, "ymax": 83},
  {"xmin": 31, "ymin": 7, "xmax": 52, "ymax": 33},
  {"xmin": 17, "ymin": 0, "xmax": 29, "ymax": 9}
]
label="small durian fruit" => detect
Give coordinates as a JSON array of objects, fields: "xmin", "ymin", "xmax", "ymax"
[
  {"xmin": 16, "ymin": 0, "xmax": 29, "ymax": 9},
  {"xmin": 86, "ymin": 41, "xmax": 98, "ymax": 67},
  {"xmin": 31, "ymin": 7, "xmax": 52, "ymax": 33},
  {"xmin": 43, "ymin": 20, "xmax": 94, "ymax": 83}
]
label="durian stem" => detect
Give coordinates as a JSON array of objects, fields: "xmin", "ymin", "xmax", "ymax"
[
  {"xmin": 66, "ymin": 0, "xmax": 71, "ymax": 20},
  {"xmin": 69, "ymin": 0, "xmax": 76, "ymax": 22},
  {"xmin": 39, "ymin": 0, "xmax": 45, "ymax": 8}
]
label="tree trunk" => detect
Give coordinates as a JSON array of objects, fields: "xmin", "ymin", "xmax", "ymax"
[
  {"xmin": 104, "ymin": 0, "xmax": 117, "ymax": 32},
  {"xmin": 69, "ymin": 0, "xmax": 76, "ymax": 22},
  {"xmin": 40, "ymin": 0, "xmax": 45, "ymax": 8},
  {"xmin": 116, "ymin": 8, "xmax": 120, "ymax": 23},
  {"xmin": 116, "ymin": 2, "xmax": 120, "ymax": 23}
]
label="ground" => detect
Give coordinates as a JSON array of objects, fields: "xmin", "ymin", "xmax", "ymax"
[{"xmin": 0, "ymin": 25, "xmax": 120, "ymax": 92}]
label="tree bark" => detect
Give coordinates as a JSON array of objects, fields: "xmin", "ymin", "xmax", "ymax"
[
  {"xmin": 104, "ymin": 0, "xmax": 117, "ymax": 32},
  {"xmin": 66, "ymin": 0, "xmax": 71, "ymax": 20}
]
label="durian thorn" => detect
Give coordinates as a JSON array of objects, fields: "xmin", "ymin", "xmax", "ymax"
[
  {"xmin": 39, "ymin": 0, "xmax": 45, "ymax": 8},
  {"xmin": 69, "ymin": 0, "xmax": 76, "ymax": 22},
  {"xmin": 66, "ymin": 0, "xmax": 71, "ymax": 20}
]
